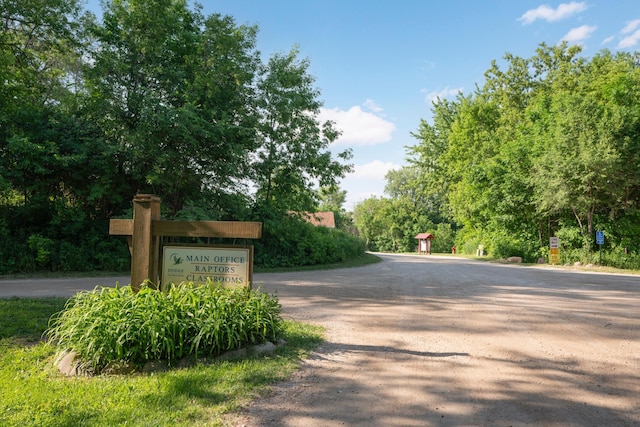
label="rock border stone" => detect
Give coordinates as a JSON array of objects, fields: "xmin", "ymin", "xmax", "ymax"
[{"xmin": 56, "ymin": 339, "xmax": 287, "ymax": 376}]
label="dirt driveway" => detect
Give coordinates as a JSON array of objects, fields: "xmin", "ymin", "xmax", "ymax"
[
  {"xmin": 230, "ymin": 253, "xmax": 640, "ymax": 427},
  {"xmin": 2, "ymin": 254, "xmax": 637, "ymax": 426}
]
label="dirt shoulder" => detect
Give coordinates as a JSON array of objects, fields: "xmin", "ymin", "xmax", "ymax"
[{"xmin": 230, "ymin": 253, "xmax": 640, "ymax": 427}]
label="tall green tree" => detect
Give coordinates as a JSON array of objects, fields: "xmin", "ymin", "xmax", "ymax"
[
  {"xmin": 85, "ymin": 0, "xmax": 260, "ymax": 216},
  {"xmin": 252, "ymin": 47, "xmax": 352, "ymax": 215},
  {"xmin": 406, "ymin": 97, "xmax": 460, "ymax": 220},
  {"xmin": 0, "ymin": 0, "xmax": 90, "ymax": 205},
  {"xmin": 530, "ymin": 49, "xmax": 640, "ymax": 241}
]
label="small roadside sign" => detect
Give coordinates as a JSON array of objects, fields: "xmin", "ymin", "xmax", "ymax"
[
  {"xmin": 595, "ymin": 230, "xmax": 605, "ymax": 265},
  {"xmin": 549, "ymin": 237, "xmax": 560, "ymax": 264}
]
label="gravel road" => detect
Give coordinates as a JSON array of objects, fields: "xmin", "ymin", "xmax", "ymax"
[
  {"xmin": 2, "ymin": 254, "xmax": 638, "ymax": 426},
  {"xmin": 232, "ymin": 253, "xmax": 640, "ymax": 427}
]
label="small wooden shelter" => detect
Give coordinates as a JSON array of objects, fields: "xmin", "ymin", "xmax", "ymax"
[{"xmin": 415, "ymin": 233, "xmax": 434, "ymax": 254}]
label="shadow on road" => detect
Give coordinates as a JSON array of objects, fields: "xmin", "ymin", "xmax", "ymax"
[{"xmin": 239, "ymin": 254, "xmax": 640, "ymax": 426}]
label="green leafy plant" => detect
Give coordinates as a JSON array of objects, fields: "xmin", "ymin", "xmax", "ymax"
[
  {"xmin": 254, "ymin": 215, "xmax": 365, "ymax": 268},
  {"xmin": 27, "ymin": 234, "xmax": 55, "ymax": 269},
  {"xmin": 46, "ymin": 282, "xmax": 283, "ymax": 373},
  {"xmin": 1, "ymin": 297, "xmax": 322, "ymax": 427}
]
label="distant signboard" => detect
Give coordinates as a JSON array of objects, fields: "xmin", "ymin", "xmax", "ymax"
[
  {"xmin": 549, "ymin": 237, "xmax": 560, "ymax": 264},
  {"xmin": 596, "ymin": 231, "xmax": 605, "ymax": 245},
  {"xmin": 162, "ymin": 245, "xmax": 252, "ymax": 288}
]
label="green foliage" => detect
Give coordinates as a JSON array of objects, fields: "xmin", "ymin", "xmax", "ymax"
[
  {"xmin": 317, "ymin": 185, "xmax": 350, "ymax": 229},
  {"xmin": 252, "ymin": 47, "xmax": 352, "ymax": 215},
  {"xmin": 86, "ymin": 1, "xmax": 258, "ymax": 216},
  {"xmin": 431, "ymin": 223, "xmax": 456, "ymax": 253},
  {"xmin": 46, "ymin": 283, "xmax": 283, "ymax": 373},
  {"xmin": 0, "ymin": 211, "xmax": 129, "ymax": 274},
  {"xmin": 27, "ymin": 234, "xmax": 55, "ymax": 269},
  {"xmin": 488, "ymin": 232, "xmax": 529, "ymax": 261},
  {"xmin": 1, "ymin": 0, "xmax": 353, "ymax": 273},
  {"xmin": 598, "ymin": 248, "xmax": 640, "ymax": 269},
  {"xmin": 1, "ymin": 297, "xmax": 322, "ymax": 427},
  {"xmin": 353, "ymin": 195, "xmax": 436, "ymax": 252},
  {"xmin": 254, "ymin": 215, "xmax": 365, "ymax": 268},
  {"xmin": 395, "ymin": 43, "xmax": 640, "ymax": 267}
]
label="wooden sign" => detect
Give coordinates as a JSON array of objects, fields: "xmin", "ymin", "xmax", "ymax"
[
  {"xmin": 109, "ymin": 194, "xmax": 262, "ymax": 291},
  {"xmin": 162, "ymin": 245, "xmax": 253, "ymax": 288}
]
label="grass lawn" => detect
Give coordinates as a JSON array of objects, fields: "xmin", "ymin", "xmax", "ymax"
[{"xmin": 0, "ymin": 297, "xmax": 322, "ymax": 427}]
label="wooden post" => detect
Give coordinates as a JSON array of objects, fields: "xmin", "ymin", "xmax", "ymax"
[
  {"xmin": 131, "ymin": 194, "xmax": 161, "ymax": 291},
  {"xmin": 110, "ymin": 194, "xmax": 261, "ymax": 292}
]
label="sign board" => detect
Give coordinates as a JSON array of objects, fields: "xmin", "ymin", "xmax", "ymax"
[
  {"xmin": 549, "ymin": 237, "xmax": 560, "ymax": 265},
  {"xmin": 596, "ymin": 231, "xmax": 605, "ymax": 245},
  {"xmin": 162, "ymin": 245, "xmax": 252, "ymax": 288}
]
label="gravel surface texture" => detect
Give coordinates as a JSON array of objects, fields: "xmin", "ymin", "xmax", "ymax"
[{"xmin": 231, "ymin": 253, "xmax": 640, "ymax": 427}]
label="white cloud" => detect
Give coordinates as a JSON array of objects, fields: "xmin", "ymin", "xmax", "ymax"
[
  {"xmin": 561, "ymin": 25, "xmax": 597, "ymax": 43},
  {"xmin": 621, "ymin": 19, "xmax": 640, "ymax": 34},
  {"xmin": 343, "ymin": 187, "xmax": 384, "ymax": 210},
  {"xmin": 601, "ymin": 35, "xmax": 615, "ymax": 45},
  {"xmin": 363, "ymin": 99, "xmax": 383, "ymax": 113},
  {"xmin": 351, "ymin": 160, "xmax": 401, "ymax": 180},
  {"xmin": 422, "ymin": 86, "xmax": 463, "ymax": 104},
  {"xmin": 341, "ymin": 160, "xmax": 402, "ymax": 209},
  {"xmin": 419, "ymin": 59, "xmax": 437, "ymax": 72},
  {"xmin": 319, "ymin": 105, "xmax": 396, "ymax": 146},
  {"xmin": 618, "ymin": 28, "xmax": 640, "ymax": 49},
  {"xmin": 518, "ymin": 2, "xmax": 587, "ymax": 25}
]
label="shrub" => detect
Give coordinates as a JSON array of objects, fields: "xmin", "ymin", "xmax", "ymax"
[
  {"xmin": 254, "ymin": 215, "xmax": 365, "ymax": 268},
  {"xmin": 28, "ymin": 234, "xmax": 55, "ymax": 269},
  {"xmin": 46, "ymin": 282, "xmax": 283, "ymax": 373}
]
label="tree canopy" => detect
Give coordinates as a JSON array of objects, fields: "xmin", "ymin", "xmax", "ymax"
[
  {"xmin": 0, "ymin": 0, "xmax": 354, "ymax": 273},
  {"xmin": 355, "ymin": 43, "xmax": 640, "ymax": 266}
]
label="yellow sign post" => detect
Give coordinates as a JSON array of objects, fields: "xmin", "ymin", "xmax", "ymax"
[{"xmin": 549, "ymin": 237, "xmax": 560, "ymax": 264}]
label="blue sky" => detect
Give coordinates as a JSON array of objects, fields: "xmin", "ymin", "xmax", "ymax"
[{"xmin": 87, "ymin": 1, "xmax": 640, "ymax": 210}]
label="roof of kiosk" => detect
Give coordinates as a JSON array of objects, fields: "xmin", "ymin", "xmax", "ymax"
[{"xmin": 415, "ymin": 233, "xmax": 434, "ymax": 239}]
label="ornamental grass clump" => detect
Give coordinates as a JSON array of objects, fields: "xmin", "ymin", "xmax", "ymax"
[{"xmin": 46, "ymin": 281, "xmax": 283, "ymax": 374}]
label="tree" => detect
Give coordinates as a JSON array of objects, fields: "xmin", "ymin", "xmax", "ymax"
[
  {"xmin": 85, "ymin": 0, "xmax": 261, "ymax": 216},
  {"xmin": 0, "ymin": 0, "xmax": 90, "ymax": 204},
  {"xmin": 385, "ymin": 166, "xmax": 444, "ymax": 224},
  {"xmin": 316, "ymin": 185, "xmax": 349, "ymax": 229},
  {"xmin": 0, "ymin": 0, "xmax": 363, "ymax": 272},
  {"xmin": 317, "ymin": 185, "xmax": 347, "ymax": 212},
  {"xmin": 251, "ymin": 47, "xmax": 352, "ymax": 215},
  {"xmin": 353, "ymin": 195, "xmax": 434, "ymax": 252},
  {"xmin": 406, "ymin": 97, "xmax": 460, "ymax": 220},
  {"xmin": 530, "ymin": 49, "xmax": 640, "ymax": 242}
]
